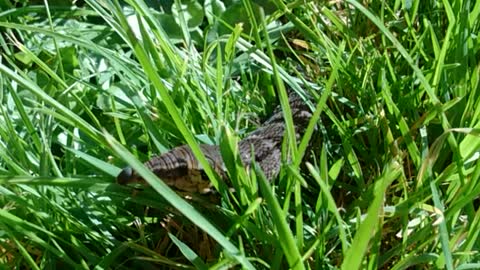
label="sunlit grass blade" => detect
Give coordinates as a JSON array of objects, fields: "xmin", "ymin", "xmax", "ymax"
[
  {"xmin": 307, "ymin": 162, "xmax": 348, "ymax": 255},
  {"xmin": 65, "ymin": 148, "xmax": 121, "ymax": 177},
  {"xmin": 430, "ymin": 181, "xmax": 453, "ymax": 270},
  {"xmin": 260, "ymin": 9, "xmax": 296, "ymax": 153},
  {"xmin": 256, "ymin": 164, "xmax": 304, "ymax": 270},
  {"xmin": 342, "ymin": 160, "xmax": 403, "ymax": 269},
  {"xmin": 4, "ymin": 74, "xmax": 42, "ymax": 154},
  {"xmin": 390, "ymin": 253, "xmax": 439, "ymax": 270},
  {"xmin": 382, "ymin": 85, "xmax": 421, "ymax": 168}
]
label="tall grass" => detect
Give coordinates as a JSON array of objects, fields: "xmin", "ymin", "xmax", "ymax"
[{"xmin": 0, "ymin": 0, "xmax": 479, "ymax": 269}]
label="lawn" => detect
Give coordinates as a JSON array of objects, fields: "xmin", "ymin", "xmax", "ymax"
[{"xmin": 0, "ymin": 0, "xmax": 479, "ymax": 269}]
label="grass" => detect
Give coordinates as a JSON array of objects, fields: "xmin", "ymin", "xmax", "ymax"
[{"xmin": 0, "ymin": 0, "xmax": 480, "ymax": 269}]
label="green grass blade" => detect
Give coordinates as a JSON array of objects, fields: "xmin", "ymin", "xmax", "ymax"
[
  {"xmin": 169, "ymin": 233, "xmax": 208, "ymax": 270},
  {"xmin": 307, "ymin": 162, "xmax": 348, "ymax": 255},
  {"xmin": 256, "ymin": 164, "xmax": 305, "ymax": 270},
  {"xmin": 430, "ymin": 181, "xmax": 454, "ymax": 270},
  {"xmin": 342, "ymin": 160, "xmax": 402, "ymax": 270}
]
